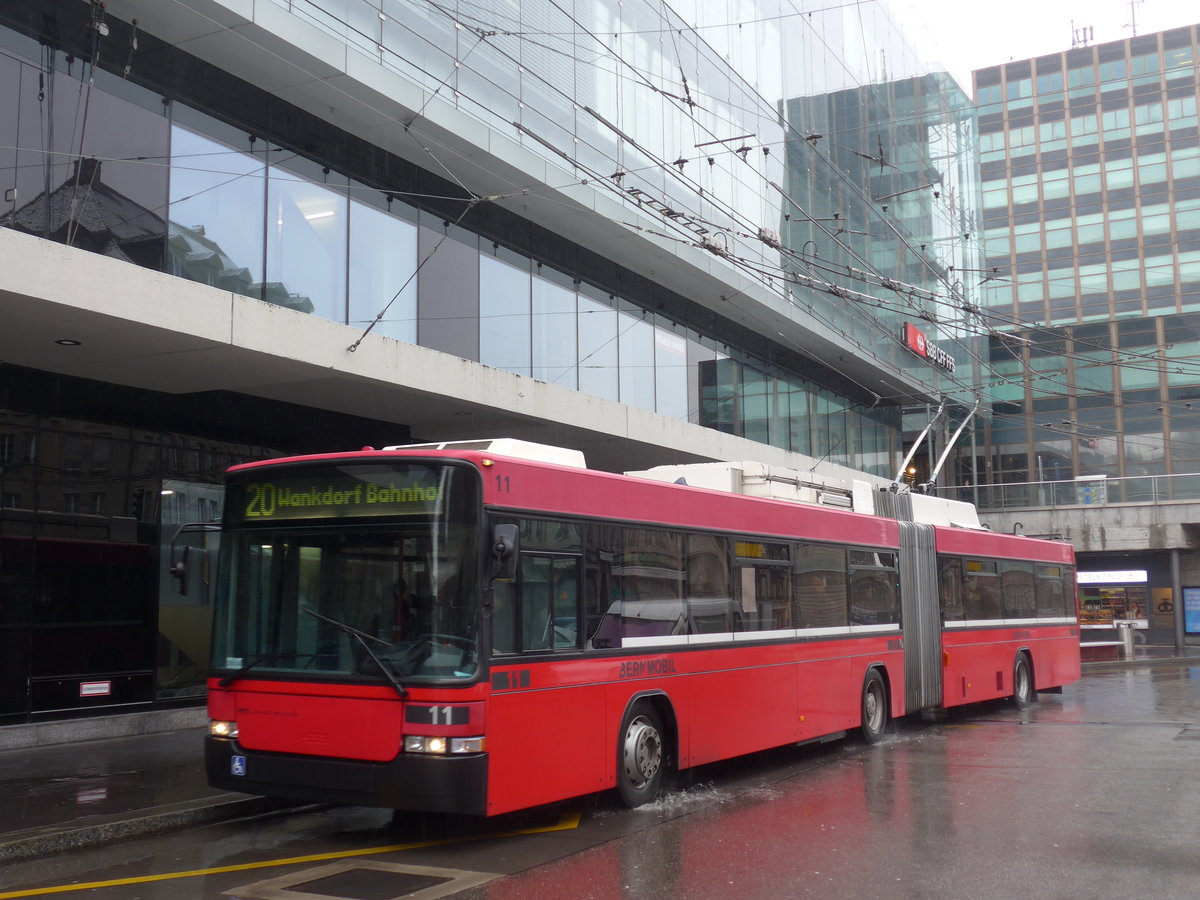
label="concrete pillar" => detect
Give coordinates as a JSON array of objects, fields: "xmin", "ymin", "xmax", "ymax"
[{"xmin": 1171, "ymin": 549, "xmax": 1184, "ymax": 655}]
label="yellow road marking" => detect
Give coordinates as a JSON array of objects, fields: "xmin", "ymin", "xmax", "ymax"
[{"xmin": 0, "ymin": 811, "xmax": 582, "ymax": 898}]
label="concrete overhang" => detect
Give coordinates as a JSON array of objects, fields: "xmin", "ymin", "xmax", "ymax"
[
  {"xmin": 981, "ymin": 503, "xmax": 1200, "ymax": 555},
  {"xmin": 1, "ymin": 228, "xmax": 871, "ymax": 475}
]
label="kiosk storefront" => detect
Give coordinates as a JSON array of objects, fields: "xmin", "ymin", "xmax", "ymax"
[
  {"xmin": 1077, "ymin": 570, "xmax": 1151, "ymax": 658},
  {"xmin": 1078, "ymin": 570, "xmax": 1150, "ymax": 627},
  {"xmin": 1077, "ymin": 564, "xmax": 1182, "ymax": 653}
]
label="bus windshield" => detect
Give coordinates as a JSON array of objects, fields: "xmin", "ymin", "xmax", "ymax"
[{"xmin": 212, "ymin": 462, "xmax": 481, "ymax": 685}]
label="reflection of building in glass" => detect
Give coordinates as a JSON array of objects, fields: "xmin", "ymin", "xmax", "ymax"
[
  {"xmin": 783, "ymin": 74, "xmax": 978, "ymax": 292},
  {"xmin": 167, "ymin": 222, "xmax": 255, "ymax": 297},
  {"xmin": 3, "ymin": 158, "xmax": 165, "ymax": 270},
  {"xmin": 781, "ymin": 72, "xmax": 983, "ymax": 401},
  {"xmin": 0, "ymin": 407, "xmax": 284, "ymax": 714},
  {"xmin": 3, "ymin": 157, "xmax": 316, "ymax": 311}
]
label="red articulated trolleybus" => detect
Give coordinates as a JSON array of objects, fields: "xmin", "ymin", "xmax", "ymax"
[{"xmin": 204, "ymin": 439, "xmax": 1080, "ymax": 816}]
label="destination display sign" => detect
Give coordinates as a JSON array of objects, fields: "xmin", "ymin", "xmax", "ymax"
[{"xmin": 227, "ymin": 464, "xmax": 450, "ymax": 523}]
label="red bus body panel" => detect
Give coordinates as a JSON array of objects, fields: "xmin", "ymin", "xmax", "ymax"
[
  {"xmin": 940, "ymin": 625, "xmax": 1080, "ymax": 707},
  {"xmin": 466, "ymin": 635, "xmax": 904, "ymax": 816},
  {"xmin": 933, "ymin": 526, "xmax": 1074, "ymax": 565},
  {"xmin": 476, "ymin": 453, "xmax": 898, "ymax": 548}
]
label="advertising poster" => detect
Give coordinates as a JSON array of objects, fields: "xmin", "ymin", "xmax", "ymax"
[
  {"xmin": 1184, "ymin": 588, "xmax": 1200, "ymax": 635},
  {"xmin": 1152, "ymin": 587, "xmax": 1175, "ymax": 631}
]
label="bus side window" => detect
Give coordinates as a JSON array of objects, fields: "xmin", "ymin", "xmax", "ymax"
[
  {"xmin": 849, "ymin": 551, "xmax": 898, "ymax": 625},
  {"xmin": 735, "ymin": 565, "xmax": 791, "ymax": 631},
  {"xmin": 1036, "ymin": 566, "xmax": 1067, "ymax": 618},
  {"xmin": 550, "ymin": 557, "xmax": 579, "ymax": 649},
  {"xmin": 795, "ymin": 543, "xmax": 848, "ymax": 629},
  {"xmin": 584, "ymin": 525, "xmax": 621, "ymax": 648},
  {"xmin": 1001, "ymin": 562, "xmax": 1036, "ymax": 618},
  {"xmin": 961, "ymin": 559, "xmax": 1000, "ymax": 619},
  {"xmin": 939, "ymin": 556, "xmax": 965, "ymax": 622},
  {"xmin": 583, "ymin": 566, "xmax": 607, "ymax": 648},
  {"xmin": 688, "ymin": 533, "xmax": 732, "ymax": 633}
]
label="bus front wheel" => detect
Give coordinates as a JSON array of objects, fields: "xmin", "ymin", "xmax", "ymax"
[
  {"xmin": 617, "ymin": 703, "xmax": 665, "ymax": 807},
  {"xmin": 860, "ymin": 669, "xmax": 888, "ymax": 745}
]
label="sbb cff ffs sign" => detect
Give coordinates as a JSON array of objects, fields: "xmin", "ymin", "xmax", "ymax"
[{"xmin": 902, "ymin": 323, "xmax": 956, "ymax": 373}]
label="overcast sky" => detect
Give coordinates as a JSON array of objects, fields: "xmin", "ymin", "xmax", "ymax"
[{"xmin": 904, "ymin": 0, "xmax": 1197, "ymax": 91}]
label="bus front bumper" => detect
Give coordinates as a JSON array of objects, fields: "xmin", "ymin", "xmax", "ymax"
[{"xmin": 205, "ymin": 736, "xmax": 488, "ymax": 816}]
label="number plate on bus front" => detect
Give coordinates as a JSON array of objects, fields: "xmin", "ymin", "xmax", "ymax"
[{"xmin": 405, "ymin": 705, "xmax": 469, "ymax": 725}]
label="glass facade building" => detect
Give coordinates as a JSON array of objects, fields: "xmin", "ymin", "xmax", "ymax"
[
  {"xmin": 0, "ymin": 0, "xmax": 985, "ymax": 721},
  {"xmin": 975, "ymin": 26, "xmax": 1200, "ymax": 500}
]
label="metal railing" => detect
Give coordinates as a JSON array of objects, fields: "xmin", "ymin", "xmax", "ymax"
[{"xmin": 938, "ymin": 473, "xmax": 1200, "ymax": 511}]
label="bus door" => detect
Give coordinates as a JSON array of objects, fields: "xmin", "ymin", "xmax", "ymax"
[
  {"xmin": 489, "ymin": 547, "xmax": 607, "ymax": 813},
  {"xmin": 898, "ymin": 521, "xmax": 942, "ymax": 713}
]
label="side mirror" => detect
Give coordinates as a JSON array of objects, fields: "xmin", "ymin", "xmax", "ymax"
[
  {"xmin": 168, "ymin": 522, "xmax": 222, "ymax": 596},
  {"xmin": 490, "ymin": 524, "xmax": 519, "ymax": 580},
  {"xmin": 169, "ymin": 546, "xmax": 191, "ymax": 595}
]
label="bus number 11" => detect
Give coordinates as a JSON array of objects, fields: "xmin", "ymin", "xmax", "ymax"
[{"xmin": 407, "ymin": 705, "xmax": 467, "ymax": 725}]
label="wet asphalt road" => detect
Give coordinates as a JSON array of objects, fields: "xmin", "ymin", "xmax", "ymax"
[{"xmin": 2, "ymin": 660, "xmax": 1198, "ymax": 899}]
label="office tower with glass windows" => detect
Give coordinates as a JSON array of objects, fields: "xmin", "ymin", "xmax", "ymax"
[{"xmin": 974, "ymin": 25, "xmax": 1200, "ymax": 643}]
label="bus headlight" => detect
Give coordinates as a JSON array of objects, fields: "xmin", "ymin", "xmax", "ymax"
[
  {"xmin": 210, "ymin": 720, "xmax": 239, "ymax": 739},
  {"xmin": 404, "ymin": 735, "xmax": 485, "ymax": 754}
]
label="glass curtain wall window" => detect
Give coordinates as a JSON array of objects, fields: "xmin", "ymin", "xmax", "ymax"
[
  {"xmin": 480, "ymin": 253, "xmax": 533, "ymax": 377},
  {"xmin": 265, "ymin": 160, "xmax": 348, "ymax": 320},
  {"xmin": 168, "ymin": 124, "xmax": 266, "ymax": 297},
  {"xmin": 349, "ymin": 193, "xmax": 418, "ymax": 343},
  {"xmin": 532, "ymin": 270, "xmax": 579, "ymax": 389}
]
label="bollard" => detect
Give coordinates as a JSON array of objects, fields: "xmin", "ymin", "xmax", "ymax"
[{"xmin": 1117, "ymin": 621, "xmax": 1135, "ymax": 659}]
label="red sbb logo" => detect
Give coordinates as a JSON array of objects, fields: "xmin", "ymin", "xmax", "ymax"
[{"xmin": 903, "ymin": 323, "xmax": 955, "ymax": 373}]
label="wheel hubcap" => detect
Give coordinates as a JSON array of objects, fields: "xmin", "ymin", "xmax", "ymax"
[
  {"xmin": 623, "ymin": 717, "xmax": 662, "ymax": 788},
  {"xmin": 865, "ymin": 685, "xmax": 882, "ymax": 730}
]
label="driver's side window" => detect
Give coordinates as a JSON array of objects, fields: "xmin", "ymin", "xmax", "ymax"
[
  {"xmin": 521, "ymin": 557, "xmax": 554, "ymax": 651},
  {"xmin": 492, "ymin": 580, "xmax": 516, "ymax": 656},
  {"xmin": 491, "ymin": 554, "xmax": 579, "ymax": 655}
]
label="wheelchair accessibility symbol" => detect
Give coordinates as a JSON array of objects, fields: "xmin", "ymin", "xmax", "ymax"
[{"xmin": 231, "ymin": 755, "xmax": 247, "ymax": 777}]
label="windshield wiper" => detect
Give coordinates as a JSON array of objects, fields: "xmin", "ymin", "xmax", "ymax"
[
  {"xmin": 218, "ymin": 651, "xmax": 325, "ymax": 686},
  {"xmin": 302, "ymin": 608, "xmax": 408, "ymax": 697},
  {"xmin": 218, "ymin": 652, "xmax": 276, "ymax": 688}
]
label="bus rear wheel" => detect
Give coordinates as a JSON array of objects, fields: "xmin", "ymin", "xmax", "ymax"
[
  {"xmin": 860, "ymin": 669, "xmax": 888, "ymax": 745},
  {"xmin": 1012, "ymin": 653, "xmax": 1035, "ymax": 710},
  {"xmin": 617, "ymin": 703, "xmax": 665, "ymax": 807}
]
